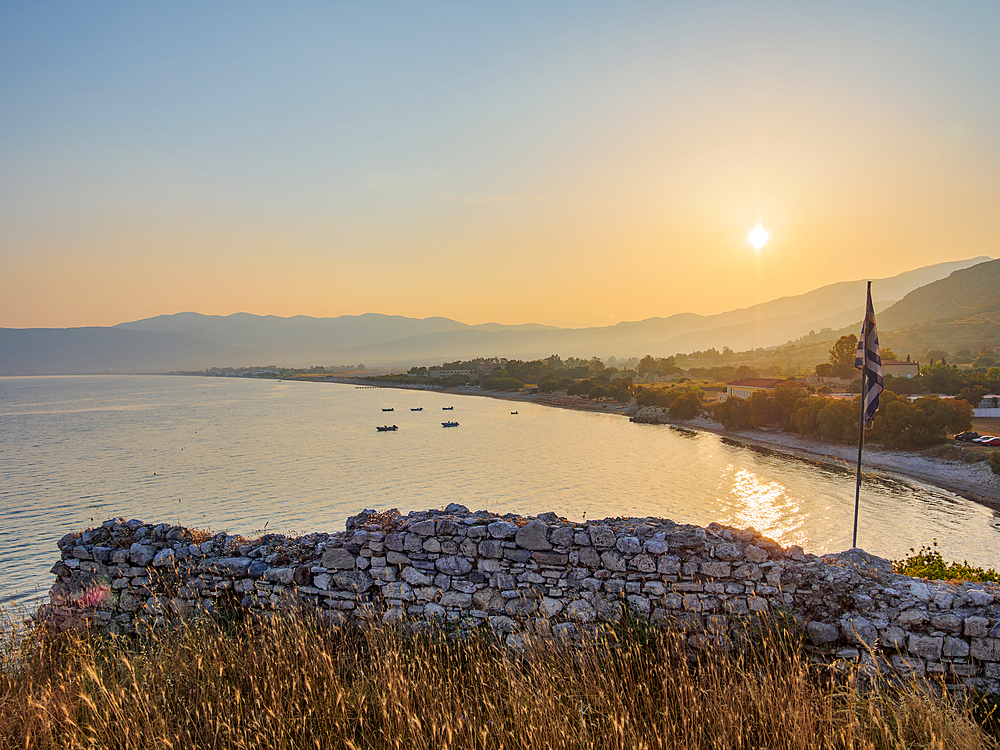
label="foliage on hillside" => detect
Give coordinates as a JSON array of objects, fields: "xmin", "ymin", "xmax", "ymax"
[
  {"xmin": 878, "ymin": 258, "xmax": 1000, "ymax": 331},
  {"xmin": 713, "ymin": 384, "xmax": 972, "ymax": 449}
]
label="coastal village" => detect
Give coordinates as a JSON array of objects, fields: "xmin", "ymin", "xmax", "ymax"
[{"xmin": 6, "ymin": 3, "xmax": 1000, "ymax": 745}]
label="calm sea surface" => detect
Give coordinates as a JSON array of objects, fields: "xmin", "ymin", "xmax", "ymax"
[{"xmin": 3, "ymin": 375, "xmax": 998, "ymax": 610}]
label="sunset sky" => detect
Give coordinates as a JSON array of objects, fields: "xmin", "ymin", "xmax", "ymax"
[{"xmin": 2, "ymin": 1, "xmax": 998, "ymax": 329}]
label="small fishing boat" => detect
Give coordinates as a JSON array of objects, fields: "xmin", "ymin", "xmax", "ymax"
[
  {"xmin": 510, "ymin": 411, "xmax": 518, "ymax": 415},
  {"xmin": 442, "ymin": 406, "xmax": 454, "ymax": 410},
  {"xmin": 411, "ymin": 407, "xmax": 423, "ymax": 411},
  {"xmin": 376, "ymin": 425, "xmax": 398, "ymax": 432},
  {"xmin": 382, "ymin": 408, "xmax": 394, "ymax": 412},
  {"xmin": 442, "ymin": 421, "xmax": 459, "ymax": 427}
]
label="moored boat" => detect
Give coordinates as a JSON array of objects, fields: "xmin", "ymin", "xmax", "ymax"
[
  {"xmin": 382, "ymin": 408, "xmax": 394, "ymax": 412},
  {"xmin": 376, "ymin": 425, "xmax": 398, "ymax": 432},
  {"xmin": 442, "ymin": 406, "xmax": 454, "ymax": 410},
  {"xmin": 411, "ymin": 407, "xmax": 423, "ymax": 411},
  {"xmin": 442, "ymin": 421, "xmax": 459, "ymax": 427}
]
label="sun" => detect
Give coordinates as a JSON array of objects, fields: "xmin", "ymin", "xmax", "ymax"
[{"xmin": 748, "ymin": 223, "xmax": 769, "ymax": 251}]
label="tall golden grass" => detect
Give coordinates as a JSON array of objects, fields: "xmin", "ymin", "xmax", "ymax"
[{"xmin": 1, "ymin": 606, "xmax": 995, "ymax": 750}]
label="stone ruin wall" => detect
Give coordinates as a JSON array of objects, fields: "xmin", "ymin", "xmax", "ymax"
[{"xmin": 40, "ymin": 505, "xmax": 1000, "ymax": 694}]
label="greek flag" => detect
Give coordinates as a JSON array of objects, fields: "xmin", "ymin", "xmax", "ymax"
[{"xmin": 854, "ymin": 283, "xmax": 883, "ymax": 426}]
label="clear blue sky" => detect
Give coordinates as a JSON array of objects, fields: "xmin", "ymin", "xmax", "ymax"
[{"xmin": 2, "ymin": 1, "xmax": 998, "ymax": 328}]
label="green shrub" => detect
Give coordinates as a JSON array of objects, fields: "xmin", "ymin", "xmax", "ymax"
[
  {"xmin": 893, "ymin": 542, "xmax": 1000, "ymax": 582},
  {"xmin": 990, "ymin": 451, "xmax": 1000, "ymax": 475}
]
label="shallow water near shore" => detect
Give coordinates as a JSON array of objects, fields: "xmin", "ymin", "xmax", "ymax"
[{"xmin": 2, "ymin": 375, "xmax": 999, "ymax": 609}]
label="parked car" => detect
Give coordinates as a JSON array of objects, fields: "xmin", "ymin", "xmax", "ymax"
[
  {"xmin": 979, "ymin": 437, "xmax": 1000, "ymax": 447},
  {"xmin": 973, "ymin": 435, "xmax": 998, "ymax": 444},
  {"xmin": 954, "ymin": 431, "xmax": 981, "ymax": 442}
]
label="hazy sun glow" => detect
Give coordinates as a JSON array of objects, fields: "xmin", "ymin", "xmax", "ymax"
[
  {"xmin": 748, "ymin": 224, "xmax": 770, "ymax": 251},
  {"xmin": 1, "ymin": 4, "xmax": 997, "ymax": 329}
]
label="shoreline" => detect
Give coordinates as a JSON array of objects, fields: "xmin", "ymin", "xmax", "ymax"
[
  {"xmin": 679, "ymin": 416, "xmax": 1000, "ymax": 512},
  {"xmin": 347, "ymin": 379, "xmax": 1000, "ymax": 512}
]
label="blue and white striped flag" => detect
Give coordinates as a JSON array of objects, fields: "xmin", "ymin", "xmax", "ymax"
[{"xmin": 854, "ymin": 283, "xmax": 883, "ymax": 426}]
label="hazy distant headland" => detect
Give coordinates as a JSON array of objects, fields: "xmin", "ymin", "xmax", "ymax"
[{"xmin": 1, "ymin": 257, "xmax": 995, "ymax": 377}]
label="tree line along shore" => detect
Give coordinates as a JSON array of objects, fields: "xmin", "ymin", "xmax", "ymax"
[{"xmin": 243, "ymin": 343, "xmax": 1000, "ymax": 478}]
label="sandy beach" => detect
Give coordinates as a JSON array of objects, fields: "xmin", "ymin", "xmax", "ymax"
[
  {"xmin": 678, "ymin": 416, "xmax": 1000, "ymax": 511},
  {"xmin": 354, "ymin": 380, "xmax": 1000, "ymax": 511}
]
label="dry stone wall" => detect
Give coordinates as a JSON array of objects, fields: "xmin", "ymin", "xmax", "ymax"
[{"xmin": 41, "ymin": 505, "xmax": 1000, "ymax": 694}]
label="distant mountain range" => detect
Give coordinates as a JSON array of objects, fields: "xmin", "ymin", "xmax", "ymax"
[{"xmin": 0, "ymin": 256, "xmax": 994, "ymax": 376}]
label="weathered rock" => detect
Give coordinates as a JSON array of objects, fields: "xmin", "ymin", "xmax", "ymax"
[
  {"xmin": 440, "ymin": 591, "xmax": 472, "ymax": 608},
  {"xmin": 909, "ymin": 635, "xmax": 943, "ymax": 660},
  {"xmin": 423, "ymin": 602, "xmax": 445, "ymax": 621},
  {"xmin": 807, "ymin": 621, "xmax": 840, "ymax": 645},
  {"xmin": 972, "ymin": 638, "xmax": 1000, "ymax": 661},
  {"xmin": 615, "ymin": 536, "xmax": 641, "ymax": 555},
  {"xmin": 965, "ymin": 616, "xmax": 990, "ymax": 637},
  {"xmin": 968, "ymin": 589, "xmax": 995, "ymax": 607},
  {"xmin": 473, "ymin": 588, "xmax": 505, "ymax": 612},
  {"xmin": 515, "ymin": 520, "xmax": 552, "ymax": 551},
  {"xmin": 410, "ymin": 519, "xmax": 436, "ymax": 537},
  {"xmin": 202, "ymin": 557, "xmax": 252, "ymax": 576},
  {"xmin": 579, "ymin": 547, "xmax": 602, "ymax": 568},
  {"xmin": 129, "ymin": 543, "xmax": 156, "ymax": 566},
  {"xmin": 322, "ymin": 548, "xmax": 356, "ymax": 570},
  {"xmin": 384, "ymin": 582, "xmax": 414, "ymax": 601},
  {"xmin": 435, "ymin": 556, "xmax": 473, "ymax": 575},
  {"xmin": 627, "ymin": 595, "xmax": 651, "ymax": 617},
  {"xmin": 880, "ymin": 627, "xmax": 907, "ymax": 649},
  {"xmin": 629, "ymin": 553, "xmax": 655, "ymax": 573},
  {"xmin": 489, "ymin": 615, "xmax": 516, "ymax": 633},
  {"xmin": 293, "ymin": 565, "xmax": 312, "ymax": 586},
  {"xmin": 588, "ymin": 526, "xmax": 615, "ymax": 548},
  {"xmin": 333, "ymin": 570, "xmax": 373, "ymax": 593},
  {"xmin": 930, "ymin": 613, "xmax": 963, "ymax": 633},
  {"xmin": 152, "ymin": 549, "xmax": 175, "ymax": 567},
  {"xmin": 841, "ymin": 615, "xmax": 877, "ymax": 647},
  {"xmin": 488, "ymin": 521, "xmax": 518, "ymax": 539},
  {"xmin": 566, "ymin": 600, "xmax": 596, "ymax": 622},
  {"xmin": 700, "ymin": 562, "xmax": 731, "ymax": 578},
  {"xmin": 265, "ymin": 567, "xmax": 295, "ymax": 585},
  {"xmin": 478, "ymin": 540, "xmax": 503, "ymax": 558},
  {"xmin": 714, "ymin": 543, "xmax": 742, "ymax": 561},
  {"xmin": 550, "ymin": 527, "xmax": 575, "ymax": 547},
  {"xmin": 601, "ymin": 551, "xmax": 626, "ymax": 572},
  {"xmin": 402, "ymin": 566, "xmax": 434, "ymax": 587},
  {"xmin": 532, "ymin": 551, "xmax": 568, "ymax": 566},
  {"xmin": 909, "ymin": 581, "xmax": 932, "ymax": 603},
  {"xmin": 944, "ymin": 636, "xmax": 970, "ymax": 658}
]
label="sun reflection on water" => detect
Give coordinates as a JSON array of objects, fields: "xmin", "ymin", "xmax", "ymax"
[{"xmin": 719, "ymin": 465, "xmax": 808, "ymax": 548}]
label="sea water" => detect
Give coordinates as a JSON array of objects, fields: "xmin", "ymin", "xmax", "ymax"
[{"xmin": 2, "ymin": 375, "xmax": 998, "ymax": 609}]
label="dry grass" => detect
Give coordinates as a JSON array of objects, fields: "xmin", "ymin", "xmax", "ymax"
[{"xmin": 1, "ymin": 607, "xmax": 996, "ymax": 750}]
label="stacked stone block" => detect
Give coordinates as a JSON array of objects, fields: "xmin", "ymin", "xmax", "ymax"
[{"xmin": 41, "ymin": 505, "xmax": 1000, "ymax": 694}]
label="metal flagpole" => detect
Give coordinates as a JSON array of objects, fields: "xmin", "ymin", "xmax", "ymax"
[
  {"xmin": 852, "ymin": 366, "xmax": 866, "ymax": 549},
  {"xmin": 852, "ymin": 281, "xmax": 870, "ymax": 549}
]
